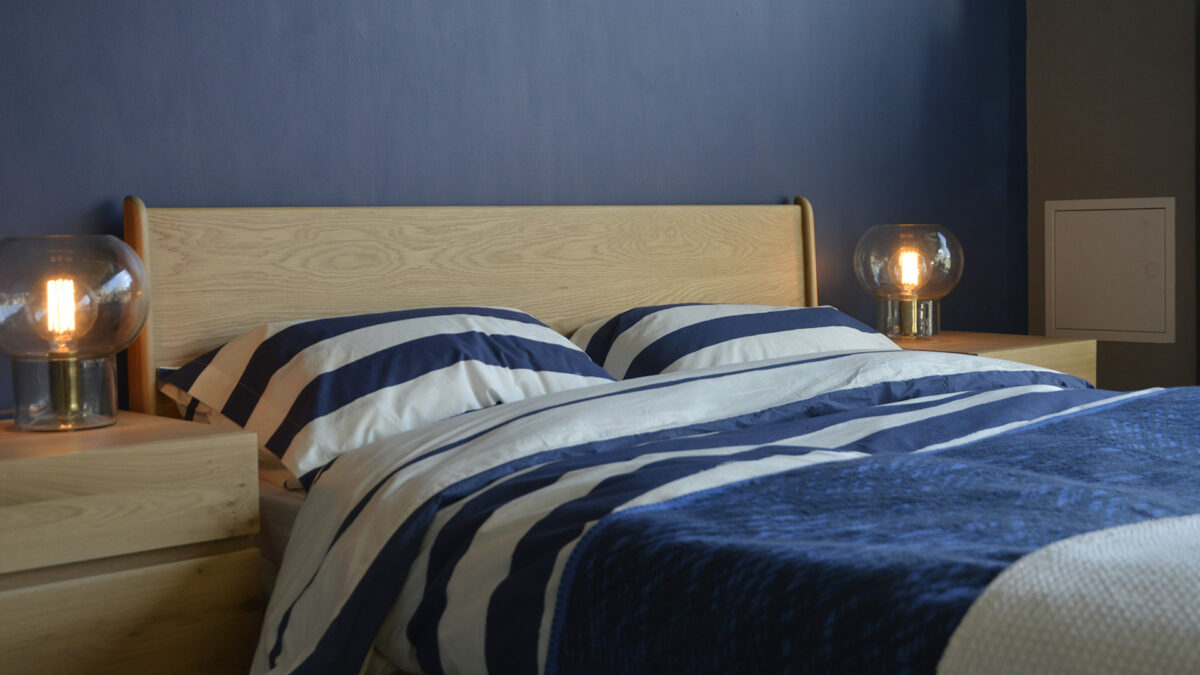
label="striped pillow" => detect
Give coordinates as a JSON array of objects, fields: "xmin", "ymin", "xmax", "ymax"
[
  {"xmin": 571, "ymin": 304, "xmax": 899, "ymax": 379},
  {"xmin": 160, "ymin": 307, "xmax": 614, "ymax": 483}
]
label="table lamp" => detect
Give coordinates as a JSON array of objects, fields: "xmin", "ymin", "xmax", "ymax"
[
  {"xmin": 853, "ymin": 223, "xmax": 963, "ymax": 338},
  {"xmin": 0, "ymin": 235, "xmax": 149, "ymax": 430}
]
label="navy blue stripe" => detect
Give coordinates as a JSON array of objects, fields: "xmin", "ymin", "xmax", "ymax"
[
  {"xmin": 309, "ymin": 356, "xmax": 1089, "ymax": 592},
  {"xmin": 400, "ymin": 351, "xmax": 895, "ymax": 471},
  {"xmin": 323, "ymin": 355, "xmax": 864, "ymax": 548},
  {"xmin": 264, "ymin": 331, "xmax": 611, "ymax": 460},
  {"xmin": 278, "ymin": 497, "xmax": 441, "ymax": 672},
  {"xmin": 407, "ymin": 390, "xmax": 985, "ymax": 674},
  {"xmin": 275, "ymin": 352, "xmax": 855, "ymax": 666},
  {"xmin": 580, "ymin": 303, "xmax": 703, "ymax": 369},
  {"xmin": 279, "ymin": 363, "xmax": 1092, "ymax": 672},
  {"xmin": 279, "ymin": 352, "xmax": 874, "ymax": 668},
  {"xmin": 489, "ymin": 387, "xmax": 1128, "ymax": 674},
  {"xmin": 322, "ymin": 355, "xmax": 855, "ymax": 545},
  {"xmin": 285, "ymin": 382, "xmax": 945, "ymax": 673},
  {"xmin": 340, "ymin": 357, "xmax": 1090, "ymax": 547},
  {"xmin": 161, "ymin": 346, "xmax": 220, "ymax": 391},
  {"xmin": 283, "ymin": 434, "xmax": 619, "ymax": 673},
  {"xmin": 183, "ymin": 397, "xmax": 200, "ymax": 422},
  {"xmin": 221, "ymin": 307, "xmax": 547, "ymax": 426},
  {"xmin": 624, "ymin": 306, "xmax": 881, "ymax": 378},
  {"xmin": 295, "ymin": 467, "xmax": 321, "ymax": 491}
]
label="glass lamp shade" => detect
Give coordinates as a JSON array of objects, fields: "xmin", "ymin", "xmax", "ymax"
[
  {"xmin": 0, "ymin": 235, "xmax": 150, "ymax": 430},
  {"xmin": 853, "ymin": 223, "xmax": 963, "ymax": 338}
]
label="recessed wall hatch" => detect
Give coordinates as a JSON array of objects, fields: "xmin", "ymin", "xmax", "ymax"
[{"xmin": 1045, "ymin": 197, "xmax": 1175, "ymax": 343}]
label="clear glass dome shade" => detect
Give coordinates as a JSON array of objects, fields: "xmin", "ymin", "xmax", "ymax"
[
  {"xmin": 853, "ymin": 224, "xmax": 963, "ymax": 338},
  {"xmin": 854, "ymin": 224, "xmax": 963, "ymax": 300},
  {"xmin": 0, "ymin": 235, "xmax": 149, "ymax": 358},
  {"xmin": 0, "ymin": 235, "xmax": 149, "ymax": 431}
]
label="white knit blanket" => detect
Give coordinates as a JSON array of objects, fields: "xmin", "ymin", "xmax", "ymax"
[{"xmin": 939, "ymin": 514, "xmax": 1200, "ymax": 674}]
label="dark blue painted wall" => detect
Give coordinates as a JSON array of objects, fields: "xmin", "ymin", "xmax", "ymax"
[{"xmin": 0, "ymin": 1, "xmax": 1025, "ymax": 412}]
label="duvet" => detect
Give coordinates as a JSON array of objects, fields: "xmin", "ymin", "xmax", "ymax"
[{"xmin": 253, "ymin": 349, "xmax": 1200, "ymax": 674}]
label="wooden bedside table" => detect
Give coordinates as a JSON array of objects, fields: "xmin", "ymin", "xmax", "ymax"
[
  {"xmin": 894, "ymin": 331, "xmax": 1097, "ymax": 384},
  {"xmin": 0, "ymin": 411, "xmax": 262, "ymax": 673}
]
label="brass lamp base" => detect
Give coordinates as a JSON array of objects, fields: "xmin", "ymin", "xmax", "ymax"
[
  {"xmin": 877, "ymin": 298, "xmax": 939, "ymax": 338},
  {"xmin": 10, "ymin": 355, "xmax": 118, "ymax": 431}
]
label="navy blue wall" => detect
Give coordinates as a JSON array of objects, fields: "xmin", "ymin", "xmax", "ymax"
[{"xmin": 0, "ymin": 1, "xmax": 1025, "ymax": 412}]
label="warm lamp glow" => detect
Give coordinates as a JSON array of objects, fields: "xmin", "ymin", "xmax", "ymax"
[
  {"xmin": 897, "ymin": 250, "xmax": 921, "ymax": 292},
  {"xmin": 0, "ymin": 235, "xmax": 149, "ymax": 431},
  {"xmin": 33, "ymin": 276, "xmax": 98, "ymax": 356},
  {"xmin": 853, "ymin": 224, "xmax": 963, "ymax": 338},
  {"xmin": 46, "ymin": 279, "xmax": 77, "ymax": 338}
]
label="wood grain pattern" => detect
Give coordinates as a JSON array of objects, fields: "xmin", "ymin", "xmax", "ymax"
[
  {"xmin": 896, "ymin": 331, "xmax": 1098, "ymax": 383},
  {"xmin": 0, "ymin": 413, "xmax": 258, "ymax": 574},
  {"xmin": 0, "ymin": 548, "xmax": 262, "ymax": 674},
  {"xmin": 123, "ymin": 198, "xmax": 818, "ymax": 413}
]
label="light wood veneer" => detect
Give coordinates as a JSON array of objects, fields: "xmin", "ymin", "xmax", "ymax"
[
  {"xmin": 0, "ymin": 412, "xmax": 262, "ymax": 673},
  {"xmin": 895, "ymin": 331, "xmax": 1098, "ymax": 384},
  {"xmin": 123, "ymin": 197, "xmax": 818, "ymax": 414}
]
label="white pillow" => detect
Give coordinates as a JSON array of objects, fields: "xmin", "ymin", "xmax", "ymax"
[
  {"xmin": 161, "ymin": 307, "xmax": 614, "ymax": 484},
  {"xmin": 571, "ymin": 304, "xmax": 898, "ymax": 379}
]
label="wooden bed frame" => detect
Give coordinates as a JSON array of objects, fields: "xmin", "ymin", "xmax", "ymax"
[
  {"xmin": 123, "ymin": 195, "xmax": 818, "ymax": 415},
  {"xmin": 116, "ymin": 196, "xmax": 817, "ymax": 673}
]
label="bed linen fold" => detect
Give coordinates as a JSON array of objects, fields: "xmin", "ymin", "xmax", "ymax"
[
  {"xmin": 251, "ymin": 349, "xmax": 1198, "ymax": 674},
  {"xmin": 547, "ymin": 387, "xmax": 1200, "ymax": 674},
  {"xmin": 939, "ymin": 512, "xmax": 1200, "ymax": 675}
]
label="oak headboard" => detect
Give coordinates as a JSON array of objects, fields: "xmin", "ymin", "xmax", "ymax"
[{"xmin": 122, "ymin": 196, "xmax": 818, "ymax": 415}]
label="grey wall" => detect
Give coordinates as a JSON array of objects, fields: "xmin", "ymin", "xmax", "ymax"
[
  {"xmin": 0, "ymin": 2, "xmax": 1027, "ymax": 412},
  {"xmin": 1027, "ymin": 0, "xmax": 1197, "ymax": 389}
]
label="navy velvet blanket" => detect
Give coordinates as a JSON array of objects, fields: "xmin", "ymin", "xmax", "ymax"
[{"xmin": 549, "ymin": 388, "xmax": 1200, "ymax": 674}]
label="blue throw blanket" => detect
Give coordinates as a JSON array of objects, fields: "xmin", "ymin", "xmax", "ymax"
[{"xmin": 549, "ymin": 388, "xmax": 1200, "ymax": 674}]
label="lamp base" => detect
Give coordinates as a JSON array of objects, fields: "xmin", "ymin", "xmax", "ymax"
[
  {"xmin": 10, "ymin": 355, "xmax": 118, "ymax": 431},
  {"xmin": 877, "ymin": 299, "xmax": 939, "ymax": 338}
]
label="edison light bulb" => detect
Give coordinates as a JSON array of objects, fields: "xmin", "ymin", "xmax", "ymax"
[
  {"xmin": 896, "ymin": 250, "xmax": 923, "ymax": 294},
  {"xmin": 34, "ymin": 277, "xmax": 99, "ymax": 355}
]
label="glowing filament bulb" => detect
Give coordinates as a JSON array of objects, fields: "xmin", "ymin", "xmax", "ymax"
[
  {"xmin": 898, "ymin": 250, "xmax": 921, "ymax": 291},
  {"xmin": 46, "ymin": 278, "xmax": 77, "ymax": 336}
]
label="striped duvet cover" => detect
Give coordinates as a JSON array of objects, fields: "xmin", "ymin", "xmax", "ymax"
[{"xmin": 252, "ymin": 349, "xmax": 1200, "ymax": 674}]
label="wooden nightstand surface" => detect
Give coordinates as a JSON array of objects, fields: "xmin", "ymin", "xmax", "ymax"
[
  {"xmin": 0, "ymin": 412, "xmax": 263, "ymax": 673},
  {"xmin": 895, "ymin": 331, "xmax": 1097, "ymax": 384},
  {"xmin": 0, "ymin": 411, "xmax": 258, "ymax": 573}
]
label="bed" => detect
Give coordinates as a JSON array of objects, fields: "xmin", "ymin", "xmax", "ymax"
[{"xmin": 122, "ymin": 196, "xmax": 1200, "ymax": 675}]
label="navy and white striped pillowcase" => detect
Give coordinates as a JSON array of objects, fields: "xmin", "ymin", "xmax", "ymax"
[
  {"xmin": 570, "ymin": 304, "xmax": 899, "ymax": 379},
  {"xmin": 160, "ymin": 307, "xmax": 615, "ymax": 484}
]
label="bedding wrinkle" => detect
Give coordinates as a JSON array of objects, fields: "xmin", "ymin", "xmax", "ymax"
[
  {"xmin": 551, "ymin": 388, "xmax": 1200, "ymax": 673},
  {"xmin": 572, "ymin": 304, "xmax": 896, "ymax": 379},
  {"xmin": 253, "ymin": 350, "xmax": 1148, "ymax": 674},
  {"xmin": 163, "ymin": 308, "xmax": 613, "ymax": 486},
  {"xmin": 940, "ymin": 513, "xmax": 1200, "ymax": 674}
]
